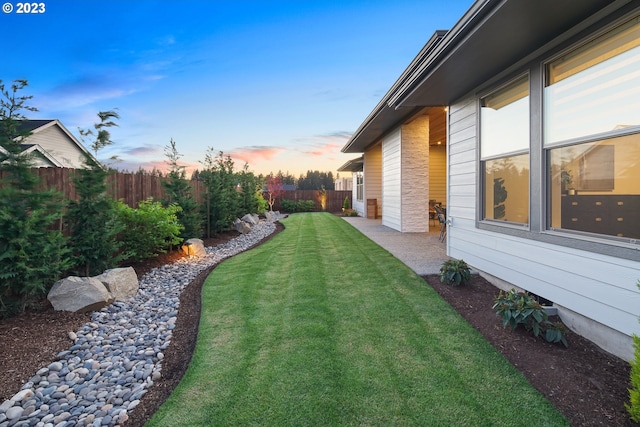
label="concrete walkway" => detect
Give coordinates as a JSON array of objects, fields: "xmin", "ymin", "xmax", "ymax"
[{"xmin": 342, "ymin": 217, "xmax": 449, "ymax": 275}]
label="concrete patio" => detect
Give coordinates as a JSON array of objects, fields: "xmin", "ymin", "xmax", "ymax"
[{"xmin": 342, "ymin": 217, "xmax": 449, "ymax": 275}]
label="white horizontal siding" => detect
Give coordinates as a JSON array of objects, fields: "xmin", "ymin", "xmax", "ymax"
[{"xmin": 446, "ymin": 94, "xmax": 640, "ymax": 357}]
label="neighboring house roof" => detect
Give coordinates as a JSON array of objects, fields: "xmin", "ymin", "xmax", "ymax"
[
  {"xmin": 342, "ymin": 0, "xmax": 619, "ymax": 153},
  {"xmin": 20, "ymin": 144, "xmax": 64, "ymax": 167},
  {"xmin": 1, "ymin": 119, "xmax": 95, "ymax": 168},
  {"xmin": 337, "ymin": 156, "xmax": 364, "ymax": 172}
]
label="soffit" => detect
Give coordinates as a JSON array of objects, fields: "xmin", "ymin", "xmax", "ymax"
[{"xmin": 342, "ymin": 0, "xmax": 624, "ymax": 153}]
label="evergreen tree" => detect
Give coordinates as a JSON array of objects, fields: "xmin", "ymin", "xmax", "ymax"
[
  {"xmin": 162, "ymin": 138, "xmax": 203, "ymax": 239},
  {"xmin": 66, "ymin": 110, "xmax": 124, "ymax": 276},
  {"xmin": 200, "ymin": 148, "xmax": 240, "ymax": 236},
  {"xmin": 236, "ymin": 163, "xmax": 266, "ymax": 215},
  {"xmin": 0, "ymin": 80, "xmax": 71, "ymax": 316}
]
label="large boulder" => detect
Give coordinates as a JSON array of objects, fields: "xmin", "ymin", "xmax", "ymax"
[
  {"xmin": 241, "ymin": 213, "xmax": 259, "ymax": 225},
  {"xmin": 95, "ymin": 267, "xmax": 139, "ymax": 300},
  {"xmin": 48, "ymin": 276, "xmax": 114, "ymax": 313},
  {"xmin": 182, "ymin": 238, "xmax": 206, "ymax": 257},
  {"xmin": 234, "ymin": 218, "xmax": 252, "ymax": 234}
]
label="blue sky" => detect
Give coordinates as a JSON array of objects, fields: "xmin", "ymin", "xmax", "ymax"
[{"xmin": 2, "ymin": 0, "xmax": 472, "ymax": 177}]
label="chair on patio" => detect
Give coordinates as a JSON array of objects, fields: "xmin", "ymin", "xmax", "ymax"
[
  {"xmin": 434, "ymin": 205, "xmax": 447, "ymax": 242},
  {"xmin": 428, "ymin": 200, "xmax": 437, "ymax": 227}
]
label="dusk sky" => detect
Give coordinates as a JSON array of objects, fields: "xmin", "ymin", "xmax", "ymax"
[{"xmin": 2, "ymin": 1, "xmax": 472, "ymax": 177}]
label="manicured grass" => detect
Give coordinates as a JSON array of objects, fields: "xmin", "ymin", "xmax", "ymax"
[{"xmin": 147, "ymin": 212, "xmax": 567, "ymax": 426}]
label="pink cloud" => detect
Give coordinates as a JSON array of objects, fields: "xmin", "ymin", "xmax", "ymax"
[{"xmin": 229, "ymin": 146, "xmax": 285, "ymax": 164}]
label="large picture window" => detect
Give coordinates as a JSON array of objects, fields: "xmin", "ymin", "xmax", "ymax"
[
  {"xmin": 481, "ymin": 75, "xmax": 530, "ymax": 224},
  {"xmin": 546, "ymin": 17, "xmax": 640, "ymax": 240}
]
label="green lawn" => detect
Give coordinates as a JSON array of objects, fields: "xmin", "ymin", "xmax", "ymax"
[{"xmin": 147, "ymin": 212, "xmax": 567, "ymax": 426}]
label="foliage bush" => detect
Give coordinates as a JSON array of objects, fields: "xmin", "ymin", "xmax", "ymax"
[
  {"xmin": 343, "ymin": 196, "xmax": 350, "ymax": 211},
  {"xmin": 236, "ymin": 164, "xmax": 266, "ymax": 215},
  {"xmin": 200, "ymin": 149, "xmax": 239, "ymax": 236},
  {"xmin": 115, "ymin": 198, "xmax": 183, "ymax": 262},
  {"xmin": 280, "ymin": 199, "xmax": 297, "ymax": 213},
  {"xmin": 343, "ymin": 208, "xmax": 358, "ymax": 217},
  {"xmin": 492, "ymin": 289, "xmax": 568, "ymax": 347},
  {"xmin": 0, "ymin": 80, "xmax": 71, "ymax": 317},
  {"xmin": 439, "ymin": 259, "xmax": 471, "ymax": 286},
  {"xmin": 297, "ymin": 200, "xmax": 315, "ymax": 212},
  {"xmin": 162, "ymin": 138, "xmax": 203, "ymax": 240},
  {"xmin": 67, "ymin": 111, "xmax": 125, "ymax": 276},
  {"xmin": 627, "ymin": 280, "xmax": 640, "ymax": 422},
  {"xmin": 280, "ymin": 199, "xmax": 315, "ymax": 213}
]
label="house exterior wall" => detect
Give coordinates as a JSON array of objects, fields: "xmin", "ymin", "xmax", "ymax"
[
  {"xmin": 400, "ymin": 115, "xmax": 430, "ymax": 232},
  {"xmin": 28, "ymin": 125, "xmax": 87, "ymax": 168},
  {"xmin": 382, "ymin": 128, "xmax": 401, "ymax": 230},
  {"xmin": 364, "ymin": 144, "xmax": 382, "ymax": 218},
  {"xmin": 447, "ymin": 93, "xmax": 640, "ymax": 360}
]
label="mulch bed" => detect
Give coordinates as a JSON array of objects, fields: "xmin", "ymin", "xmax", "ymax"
[{"xmin": 0, "ymin": 223, "xmax": 636, "ymax": 426}]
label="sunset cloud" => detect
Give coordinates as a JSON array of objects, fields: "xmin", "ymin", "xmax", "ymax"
[{"xmin": 229, "ymin": 146, "xmax": 286, "ymax": 164}]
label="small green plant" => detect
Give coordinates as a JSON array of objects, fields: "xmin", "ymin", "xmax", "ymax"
[
  {"xmin": 493, "ymin": 289, "xmax": 568, "ymax": 347},
  {"xmin": 626, "ymin": 280, "xmax": 640, "ymax": 422},
  {"xmin": 439, "ymin": 259, "xmax": 471, "ymax": 286},
  {"xmin": 343, "ymin": 196, "xmax": 350, "ymax": 211},
  {"xmin": 343, "ymin": 208, "xmax": 358, "ymax": 217}
]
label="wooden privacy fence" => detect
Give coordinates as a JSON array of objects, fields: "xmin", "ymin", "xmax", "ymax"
[
  {"xmin": 0, "ymin": 168, "xmax": 205, "ymax": 207},
  {"xmin": 0, "ymin": 168, "xmax": 352, "ymax": 212},
  {"xmin": 275, "ymin": 190, "xmax": 352, "ymax": 212}
]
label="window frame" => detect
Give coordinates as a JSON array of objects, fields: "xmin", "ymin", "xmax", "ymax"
[
  {"xmin": 474, "ymin": 9, "xmax": 640, "ymax": 262},
  {"xmin": 478, "ymin": 73, "xmax": 531, "ymax": 227}
]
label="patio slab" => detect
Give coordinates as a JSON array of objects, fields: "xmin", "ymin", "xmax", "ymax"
[{"xmin": 342, "ymin": 216, "xmax": 449, "ymax": 275}]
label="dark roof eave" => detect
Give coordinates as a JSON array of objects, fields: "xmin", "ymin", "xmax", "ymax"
[
  {"xmin": 341, "ymin": 30, "xmax": 448, "ymax": 154},
  {"xmin": 342, "ymin": 0, "xmax": 625, "ymax": 154}
]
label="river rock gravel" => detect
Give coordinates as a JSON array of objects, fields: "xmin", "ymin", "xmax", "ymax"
[{"xmin": 0, "ymin": 217, "xmax": 282, "ymax": 427}]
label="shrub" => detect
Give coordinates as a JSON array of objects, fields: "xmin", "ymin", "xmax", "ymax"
[
  {"xmin": 343, "ymin": 196, "xmax": 350, "ymax": 211},
  {"xmin": 493, "ymin": 289, "xmax": 568, "ymax": 347},
  {"xmin": 0, "ymin": 80, "xmax": 71, "ymax": 317},
  {"xmin": 162, "ymin": 139, "xmax": 203, "ymax": 240},
  {"xmin": 343, "ymin": 208, "xmax": 358, "ymax": 217},
  {"xmin": 280, "ymin": 199, "xmax": 315, "ymax": 213},
  {"xmin": 280, "ymin": 199, "xmax": 297, "ymax": 213},
  {"xmin": 439, "ymin": 259, "xmax": 471, "ymax": 286},
  {"xmin": 115, "ymin": 198, "xmax": 183, "ymax": 262},
  {"xmin": 297, "ymin": 200, "xmax": 315, "ymax": 212},
  {"xmin": 627, "ymin": 280, "xmax": 640, "ymax": 422}
]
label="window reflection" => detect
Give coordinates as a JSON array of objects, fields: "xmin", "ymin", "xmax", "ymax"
[
  {"xmin": 484, "ymin": 154, "xmax": 530, "ymax": 223},
  {"xmin": 545, "ymin": 17, "xmax": 640, "ymax": 144}
]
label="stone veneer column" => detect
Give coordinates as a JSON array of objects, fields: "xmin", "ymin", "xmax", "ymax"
[{"xmin": 401, "ymin": 115, "xmax": 430, "ymax": 232}]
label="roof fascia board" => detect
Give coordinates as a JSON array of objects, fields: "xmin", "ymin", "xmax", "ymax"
[
  {"xmin": 395, "ymin": 0, "xmax": 630, "ymax": 108},
  {"xmin": 471, "ymin": 0, "xmax": 635, "ymax": 98},
  {"xmin": 388, "ymin": 0, "xmax": 499, "ymax": 108},
  {"xmin": 341, "ymin": 31, "xmax": 448, "ymax": 153},
  {"xmin": 23, "ymin": 143, "xmax": 64, "ymax": 167}
]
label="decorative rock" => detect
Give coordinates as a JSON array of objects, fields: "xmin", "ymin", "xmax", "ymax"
[
  {"xmin": 5, "ymin": 406, "xmax": 24, "ymax": 420},
  {"xmin": 94, "ymin": 268, "xmax": 139, "ymax": 301},
  {"xmin": 241, "ymin": 213, "xmax": 259, "ymax": 225},
  {"xmin": 182, "ymin": 239, "xmax": 206, "ymax": 257},
  {"xmin": 233, "ymin": 218, "xmax": 251, "ymax": 234},
  {"xmin": 48, "ymin": 277, "xmax": 114, "ymax": 313}
]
